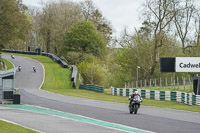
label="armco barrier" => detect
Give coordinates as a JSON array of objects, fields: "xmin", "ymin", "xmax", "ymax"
[
  {"xmin": 110, "ymin": 86, "xmax": 200, "ymax": 105},
  {"xmin": 2, "ymin": 50, "xmax": 69, "ymax": 68},
  {"xmin": 3, "ymin": 50, "xmax": 68, "ymax": 66},
  {"xmin": 71, "ymin": 65, "xmax": 78, "ymax": 88},
  {"xmin": 3, "ymin": 49, "xmax": 40, "ymax": 55},
  {"xmin": 79, "ymin": 84, "xmax": 104, "ymax": 93}
]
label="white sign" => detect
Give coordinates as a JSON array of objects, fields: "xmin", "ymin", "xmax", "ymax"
[{"xmin": 176, "ymin": 57, "xmax": 200, "ymax": 72}]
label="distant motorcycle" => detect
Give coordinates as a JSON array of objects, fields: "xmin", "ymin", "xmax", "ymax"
[
  {"xmin": 18, "ymin": 66, "xmax": 22, "ymax": 72},
  {"xmin": 33, "ymin": 66, "xmax": 36, "ymax": 72},
  {"xmin": 129, "ymin": 95, "xmax": 141, "ymax": 114},
  {"xmin": 11, "ymin": 55, "xmax": 15, "ymax": 59}
]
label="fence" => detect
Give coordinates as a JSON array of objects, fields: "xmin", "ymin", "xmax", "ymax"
[
  {"xmin": 43, "ymin": 52, "xmax": 69, "ymax": 68},
  {"xmin": 79, "ymin": 84, "xmax": 104, "ymax": 93},
  {"xmin": 125, "ymin": 76, "xmax": 193, "ymax": 89},
  {"xmin": 110, "ymin": 87, "xmax": 200, "ymax": 106}
]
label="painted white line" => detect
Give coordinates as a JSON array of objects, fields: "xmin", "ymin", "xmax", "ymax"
[
  {"xmin": 9, "ymin": 59, "xmax": 15, "ymax": 68},
  {"xmin": 33, "ymin": 60, "xmax": 45, "ymax": 90},
  {"xmin": 39, "ymin": 62, "xmax": 45, "ymax": 90},
  {"xmin": 0, "ymin": 118, "xmax": 43, "ymax": 133},
  {"xmin": 5, "ymin": 104, "xmax": 154, "ymax": 133}
]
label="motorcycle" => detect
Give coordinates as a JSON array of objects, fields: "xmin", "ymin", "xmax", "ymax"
[
  {"xmin": 33, "ymin": 67, "xmax": 36, "ymax": 72},
  {"xmin": 129, "ymin": 95, "xmax": 141, "ymax": 114},
  {"xmin": 18, "ymin": 66, "xmax": 22, "ymax": 72},
  {"xmin": 11, "ymin": 55, "xmax": 15, "ymax": 59}
]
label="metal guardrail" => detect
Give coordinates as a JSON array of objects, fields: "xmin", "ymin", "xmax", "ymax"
[
  {"xmin": 79, "ymin": 84, "xmax": 104, "ymax": 93},
  {"xmin": 3, "ymin": 49, "xmax": 39, "ymax": 55},
  {"xmin": 71, "ymin": 65, "xmax": 78, "ymax": 88},
  {"xmin": 2, "ymin": 50, "xmax": 69, "ymax": 68},
  {"xmin": 41, "ymin": 52, "xmax": 69, "ymax": 68}
]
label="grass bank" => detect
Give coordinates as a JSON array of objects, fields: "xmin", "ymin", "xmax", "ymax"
[
  {"xmin": 0, "ymin": 120, "xmax": 38, "ymax": 133},
  {"xmin": 3, "ymin": 53, "xmax": 200, "ymax": 113},
  {"xmin": 2, "ymin": 58, "xmax": 14, "ymax": 70}
]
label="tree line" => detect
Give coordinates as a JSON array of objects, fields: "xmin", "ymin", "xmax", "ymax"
[{"xmin": 1, "ymin": 0, "xmax": 200, "ymax": 88}]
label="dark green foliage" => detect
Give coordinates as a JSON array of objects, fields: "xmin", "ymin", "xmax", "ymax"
[
  {"xmin": 78, "ymin": 54, "xmax": 106, "ymax": 86},
  {"xmin": 0, "ymin": 0, "xmax": 31, "ymax": 68},
  {"xmin": 63, "ymin": 21, "xmax": 106, "ymax": 57},
  {"xmin": 0, "ymin": 0, "xmax": 31, "ymax": 50}
]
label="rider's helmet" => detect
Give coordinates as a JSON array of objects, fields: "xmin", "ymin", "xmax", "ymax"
[{"xmin": 134, "ymin": 91, "xmax": 139, "ymax": 95}]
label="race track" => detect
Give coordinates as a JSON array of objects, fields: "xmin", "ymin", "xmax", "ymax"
[{"xmin": 1, "ymin": 54, "xmax": 200, "ymax": 133}]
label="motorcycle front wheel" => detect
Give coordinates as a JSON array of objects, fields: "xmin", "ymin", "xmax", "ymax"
[{"xmin": 134, "ymin": 104, "xmax": 138, "ymax": 114}]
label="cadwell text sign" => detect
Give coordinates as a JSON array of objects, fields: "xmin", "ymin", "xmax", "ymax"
[
  {"xmin": 160, "ymin": 57, "xmax": 200, "ymax": 72},
  {"xmin": 176, "ymin": 57, "xmax": 200, "ymax": 72}
]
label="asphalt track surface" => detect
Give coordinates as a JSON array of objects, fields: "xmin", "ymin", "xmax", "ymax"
[{"xmin": 1, "ymin": 54, "xmax": 200, "ymax": 133}]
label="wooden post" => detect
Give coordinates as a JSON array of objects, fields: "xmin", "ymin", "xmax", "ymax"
[
  {"xmin": 189, "ymin": 76, "xmax": 192, "ymax": 90},
  {"xmin": 132, "ymin": 82, "xmax": 134, "ymax": 89},
  {"xmin": 177, "ymin": 77, "xmax": 179, "ymax": 89},
  {"xmin": 160, "ymin": 77, "xmax": 162, "ymax": 87},
  {"xmin": 150, "ymin": 79, "xmax": 151, "ymax": 87},
  {"xmin": 173, "ymin": 73, "xmax": 176, "ymax": 89},
  {"xmin": 136, "ymin": 81, "xmax": 138, "ymax": 89},
  {"xmin": 189, "ymin": 76, "xmax": 191, "ymax": 84},
  {"xmin": 171, "ymin": 77, "xmax": 173, "ymax": 89},
  {"xmin": 182, "ymin": 76, "xmax": 183, "ymax": 86}
]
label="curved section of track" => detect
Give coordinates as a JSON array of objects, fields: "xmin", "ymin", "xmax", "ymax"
[{"xmin": 1, "ymin": 54, "xmax": 200, "ymax": 133}]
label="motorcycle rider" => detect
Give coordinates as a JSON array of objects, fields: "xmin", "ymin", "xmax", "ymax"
[
  {"xmin": 18, "ymin": 66, "xmax": 22, "ymax": 72},
  {"xmin": 33, "ymin": 66, "xmax": 36, "ymax": 72},
  {"xmin": 129, "ymin": 91, "xmax": 142, "ymax": 108},
  {"xmin": 11, "ymin": 55, "xmax": 15, "ymax": 59}
]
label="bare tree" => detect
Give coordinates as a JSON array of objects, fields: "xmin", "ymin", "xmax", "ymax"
[
  {"xmin": 142, "ymin": 0, "xmax": 176, "ymax": 80},
  {"xmin": 34, "ymin": 0, "xmax": 82, "ymax": 53},
  {"xmin": 80, "ymin": 0, "xmax": 95, "ymax": 21},
  {"xmin": 194, "ymin": 10, "xmax": 200, "ymax": 46},
  {"xmin": 26, "ymin": 6, "xmax": 44, "ymax": 52},
  {"xmin": 80, "ymin": 0, "xmax": 113, "ymax": 42},
  {"xmin": 173, "ymin": 0, "xmax": 196, "ymax": 53}
]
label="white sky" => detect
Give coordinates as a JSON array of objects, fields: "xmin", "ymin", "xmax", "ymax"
[{"xmin": 22, "ymin": 0, "xmax": 144, "ymax": 37}]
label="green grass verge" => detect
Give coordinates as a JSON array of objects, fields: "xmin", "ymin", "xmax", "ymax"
[
  {"xmin": 2, "ymin": 58, "xmax": 14, "ymax": 70},
  {"xmin": 34, "ymin": 56, "xmax": 72, "ymax": 91},
  {"xmin": 0, "ymin": 120, "xmax": 38, "ymax": 133},
  {"xmin": 141, "ymin": 86, "xmax": 193, "ymax": 93},
  {"xmin": 3, "ymin": 53, "xmax": 200, "ymax": 113}
]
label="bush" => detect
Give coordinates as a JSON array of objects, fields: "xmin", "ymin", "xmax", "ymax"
[{"xmin": 78, "ymin": 58, "xmax": 106, "ymax": 86}]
